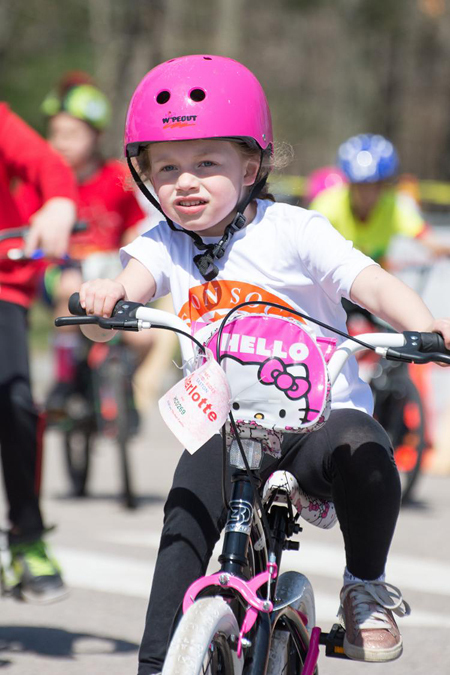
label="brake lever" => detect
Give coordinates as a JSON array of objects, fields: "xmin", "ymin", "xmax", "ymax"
[
  {"xmin": 96, "ymin": 300, "xmax": 144, "ymax": 331},
  {"xmin": 385, "ymin": 331, "xmax": 450, "ymax": 365},
  {"xmin": 55, "ymin": 316, "xmax": 100, "ymax": 327},
  {"xmin": 385, "ymin": 349, "xmax": 450, "ymax": 364},
  {"xmin": 97, "ymin": 317, "xmax": 140, "ymax": 331}
]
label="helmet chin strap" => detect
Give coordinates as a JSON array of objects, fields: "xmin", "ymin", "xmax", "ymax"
[
  {"xmin": 192, "ymin": 210, "xmax": 247, "ymax": 281},
  {"xmin": 126, "ymin": 153, "xmax": 267, "ymax": 281}
]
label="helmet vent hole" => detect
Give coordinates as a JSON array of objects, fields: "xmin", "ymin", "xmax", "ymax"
[
  {"xmin": 156, "ymin": 90, "xmax": 171, "ymax": 105},
  {"xmin": 203, "ymin": 56, "xmax": 212, "ymax": 61},
  {"xmin": 190, "ymin": 88, "xmax": 206, "ymax": 102}
]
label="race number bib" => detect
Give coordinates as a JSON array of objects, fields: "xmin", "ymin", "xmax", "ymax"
[{"xmin": 159, "ymin": 349, "xmax": 231, "ymax": 453}]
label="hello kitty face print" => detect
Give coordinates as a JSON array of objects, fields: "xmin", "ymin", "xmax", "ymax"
[{"xmin": 203, "ymin": 313, "xmax": 334, "ymax": 454}]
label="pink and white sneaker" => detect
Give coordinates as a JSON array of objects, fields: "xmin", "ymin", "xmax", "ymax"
[{"xmin": 338, "ymin": 580, "xmax": 410, "ymax": 662}]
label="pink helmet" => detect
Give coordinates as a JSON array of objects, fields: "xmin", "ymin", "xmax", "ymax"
[
  {"xmin": 124, "ymin": 54, "xmax": 273, "ymax": 156},
  {"xmin": 305, "ymin": 166, "xmax": 347, "ymax": 204}
]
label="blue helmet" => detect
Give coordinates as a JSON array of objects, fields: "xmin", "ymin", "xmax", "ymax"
[{"xmin": 337, "ymin": 134, "xmax": 399, "ymax": 183}]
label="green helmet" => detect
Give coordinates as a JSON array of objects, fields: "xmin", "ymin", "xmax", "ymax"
[{"xmin": 41, "ymin": 83, "xmax": 111, "ymax": 131}]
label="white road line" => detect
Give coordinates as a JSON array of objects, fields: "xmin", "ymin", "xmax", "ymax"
[
  {"xmin": 101, "ymin": 532, "xmax": 162, "ymax": 549},
  {"xmin": 281, "ymin": 541, "xmax": 450, "ymax": 597},
  {"xmin": 56, "ymin": 547, "xmax": 154, "ymax": 598},
  {"xmin": 55, "ymin": 544, "xmax": 450, "ymax": 629},
  {"xmin": 101, "ymin": 531, "xmax": 450, "ymax": 598},
  {"xmin": 312, "ymin": 591, "xmax": 450, "ymax": 628}
]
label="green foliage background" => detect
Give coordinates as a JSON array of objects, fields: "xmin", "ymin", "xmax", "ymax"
[{"xmin": 3, "ymin": 0, "xmax": 450, "ymax": 179}]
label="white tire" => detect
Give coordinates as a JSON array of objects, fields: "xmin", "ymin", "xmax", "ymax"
[{"xmin": 162, "ymin": 596, "xmax": 243, "ymax": 675}]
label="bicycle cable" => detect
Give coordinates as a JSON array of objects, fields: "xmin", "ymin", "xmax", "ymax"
[
  {"xmin": 214, "ymin": 300, "xmax": 378, "ymax": 361},
  {"xmin": 221, "ymin": 429, "xmax": 230, "ymax": 512},
  {"xmin": 145, "ymin": 323, "xmax": 206, "ymax": 356}
]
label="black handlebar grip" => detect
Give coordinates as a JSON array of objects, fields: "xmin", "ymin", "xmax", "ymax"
[
  {"xmin": 68, "ymin": 292, "xmax": 86, "ymax": 316},
  {"xmin": 420, "ymin": 332, "xmax": 449, "ymax": 354}
]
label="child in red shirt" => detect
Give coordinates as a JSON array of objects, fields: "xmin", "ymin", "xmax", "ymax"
[
  {"xmin": 0, "ymin": 102, "xmax": 77, "ymax": 602},
  {"xmin": 16, "ymin": 73, "xmax": 152, "ymax": 412}
]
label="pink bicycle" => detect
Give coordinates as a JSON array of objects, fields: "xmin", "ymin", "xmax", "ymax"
[{"xmin": 56, "ymin": 295, "xmax": 450, "ymax": 674}]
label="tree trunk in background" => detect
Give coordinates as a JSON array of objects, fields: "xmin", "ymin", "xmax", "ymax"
[
  {"xmin": 215, "ymin": 0, "xmax": 245, "ymax": 60},
  {"xmin": 4, "ymin": 0, "xmax": 450, "ymax": 180},
  {"xmin": 88, "ymin": 0, "xmax": 166, "ymax": 158},
  {"xmin": 160, "ymin": 0, "xmax": 188, "ymax": 61},
  {"xmin": 0, "ymin": 0, "xmax": 12, "ymax": 64}
]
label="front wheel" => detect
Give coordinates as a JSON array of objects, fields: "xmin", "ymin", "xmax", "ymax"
[
  {"xmin": 267, "ymin": 572, "xmax": 316, "ymax": 675},
  {"xmin": 97, "ymin": 357, "xmax": 136, "ymax": 508},
  {"xmin": 393, "ymin": 381, "xmax": 426, "ymax": 503},
  {"xmin": 64, "ymin": 425, "xmax": 93, "ymax": 496},
  {"xmin": 267, "ymin": 607, "xmax": 310, "ymax": 674},
  {"xmin": 162, "ymin": 596, "xmax": 242, "ymax": 675}
]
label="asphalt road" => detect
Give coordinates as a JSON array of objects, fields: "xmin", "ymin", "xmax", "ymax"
[{"xmin": 1, "ymin": 401, "xmax": 449, "ymax": 675}]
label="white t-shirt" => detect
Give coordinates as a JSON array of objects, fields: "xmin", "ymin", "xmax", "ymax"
[{"xmin": 121, "ymin": 199, "xmax": 377, "ymax": 413}]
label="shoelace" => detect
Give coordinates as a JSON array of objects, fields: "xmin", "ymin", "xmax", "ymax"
[{"xmin": 340, "ymin": 581, "xmax": 411, "ymax": 631}]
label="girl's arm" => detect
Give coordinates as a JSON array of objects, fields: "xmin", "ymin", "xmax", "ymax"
[
  {"xmin": 350, "ymin": 264, "xmax": 450, "ymax": 348},
  {"xmin": 79, "ymin": 257, "xmax": 156, "ymax": 342}
]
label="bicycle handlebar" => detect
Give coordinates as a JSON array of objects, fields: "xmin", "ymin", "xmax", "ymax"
[
  {"xmin": 59, "ymin": 293, "xmax": 203, "ymax": 356},
  {"xmin": 64, "ymin": 294, "xmax": 145, "ymax": 332},
  {"xmin": 384, "ymin": 331, "xmax": 449, "ymax": 365},
  {"xmin": 68, "ymin": 293, "xmax": 88, "ymax": 316},
  {"xmin": 56, "ymin": 292, "xmax": 450, "ymax": 376},
  {"xmin": 0, "ymin": 221, "xmax": 87, "ymax": 243},
  {"xmin": 0, "ymin": 221, "xmax": 88, "ymax": 261}
]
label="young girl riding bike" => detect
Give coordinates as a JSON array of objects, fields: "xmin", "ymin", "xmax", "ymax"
[{"xmin": 77, "ymin": 55, "xmax": 450, "ymax": 673}]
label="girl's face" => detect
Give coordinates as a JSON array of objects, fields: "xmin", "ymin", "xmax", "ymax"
[
  {"xmin": 48, "ymin": 112, "xmax": 99, "ymax": 171},
  {"xmin": 148, "ymin": 139, "xmax": 260, "ymax": 236}
]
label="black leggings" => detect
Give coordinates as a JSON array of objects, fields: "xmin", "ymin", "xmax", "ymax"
[
  {"xmin": 0, "ymin": 300, "xmax": 44, "ymax": 544},
  {"xmin": 138, "ymin": 408, "xmax": 401, "ymax": 674}
]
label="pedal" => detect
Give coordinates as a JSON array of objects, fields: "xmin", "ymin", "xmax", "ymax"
[
  {"xmin": 283, "ymin": 539, "xmax": 299, "ymax": 551},
  {"xmin": 320, "ymin": 623, "xmax": 350, "ymax": 659}
]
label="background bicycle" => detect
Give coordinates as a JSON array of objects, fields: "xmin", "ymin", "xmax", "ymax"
[
  {"xmin": 56, "ymin": 295, "xmax": 450, "ymax": 674},
  {"xmin": 344, "ymin": 303, "xmax": 427, "ymax": 503},
  {"xmin": 0, "ymin": 224, "xmax": 139, "ymax": 509},
  {"xmin": 47, "ymin": 324, "xmax": 140, "ymax": 510},
  {"xmin": 344, "ymin": 251, "xmax": 450, "ymax": 502}
]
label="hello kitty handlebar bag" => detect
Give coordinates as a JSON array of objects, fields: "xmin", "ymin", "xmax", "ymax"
[{"xmin": 204, "ymin": 313, "xmax": 334, "ymax": 458}]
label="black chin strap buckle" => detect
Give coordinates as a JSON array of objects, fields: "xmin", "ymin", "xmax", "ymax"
[
  {"xmin": 193, "ymin": 213, "xmax": 247, "ymax": 281},
  {"xmin": 193, "ymin": 251, "xmax": 219, "ymax": 281},
  {"xmin": 212, "ymin": 212, "xmax": 247, "ymax": 260}
]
